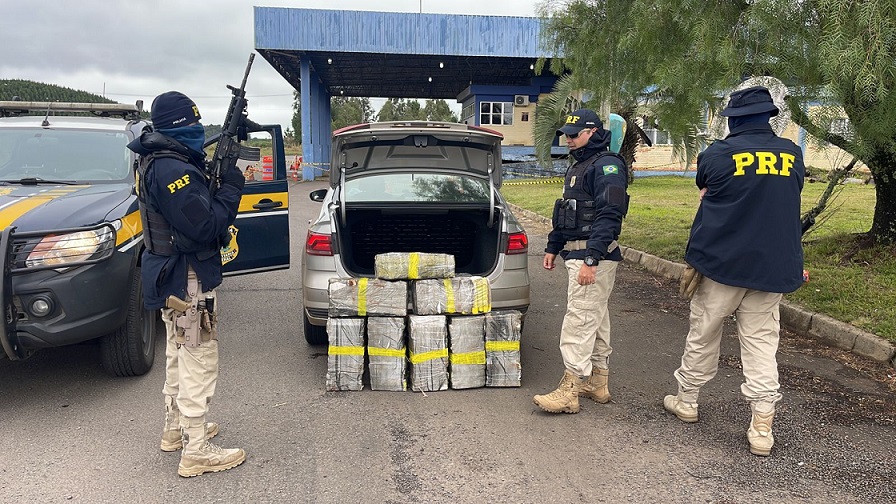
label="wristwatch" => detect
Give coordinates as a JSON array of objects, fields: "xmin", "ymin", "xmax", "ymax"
[{"xmin": 584, "ymin": 256, "xmax": 597, "ymax": 267}]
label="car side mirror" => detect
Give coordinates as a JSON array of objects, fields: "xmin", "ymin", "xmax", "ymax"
[{"xmin": 309, "ymin": 189, "xmax": 327, "ymax": 202}]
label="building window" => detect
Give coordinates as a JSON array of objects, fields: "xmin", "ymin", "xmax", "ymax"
[
  {"xmin": 521, "ymin": 112, "xmax": 529, "ymax": 122},
  {"xmin": 642, "ymin": 128, "xmax": 672, "ymax": 146},
  {"xmin": 461, "ymin": 102, "xmax": 475, "ymax": 124},
  {"xmin": 480, "ymin": 101, "xmax": 513, "ymax": 126}
]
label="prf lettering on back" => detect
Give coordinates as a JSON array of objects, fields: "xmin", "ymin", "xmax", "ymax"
[
  {"xmin": 731, "ymin": 151, "xmax": 795, "ymax": 177},
  {"xmin": 167, "ymin": 174, "xmax": 190, "ymax": 193}
]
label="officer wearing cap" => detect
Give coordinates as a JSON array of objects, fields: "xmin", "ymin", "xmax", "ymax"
[
  {"xmin": 127, "ymin": 91, "xmax": 247, "ymax": 477},
  {"xmin": 662, "ymin": 86, "xmax": 805, "ymax": 456},
  {"xmin": 533, "ymin": 108, "xmax": 630, "ymax": 414}
]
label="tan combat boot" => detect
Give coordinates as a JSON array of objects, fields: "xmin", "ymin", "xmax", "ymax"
[
  {"xmin": 177, "ymin": 417, "xmax": 246, "ymax": 477},
  {"xmin": 580, "ymin": 368, "xmax": 611, "ymax": 403},
  {"xmin": 160, "ymin": 396, "xmax": 219, "ymax": 452},
  {"xmin": 533, "ymin": 370, "xmax": 585, "ymax": 414},
  {"xmin": 663, "ymin": 394, "xmax": 699, "ymax": 423},
  {"xmin": 747, "ymin": 409, "xmax": 775, "ymax": 456}
]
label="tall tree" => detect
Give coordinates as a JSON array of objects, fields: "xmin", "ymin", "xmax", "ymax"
[
  {"xmin": 376, "ymin": 98, "xmax": 427, "ymax": 121},
  {"xmin": 331, "ymin": 96, "xmax": 374, "ymax": 130},
  {"xmin": 422, "ymin": 99, "xmax": 459, "ymax": 122},
  {"xmin": 291, "ymin": 90, "xmax": 301, "ymax": 139},
  {"xmin": 537, "ymin": 0, "xmax": 896, "ymax": 245}
]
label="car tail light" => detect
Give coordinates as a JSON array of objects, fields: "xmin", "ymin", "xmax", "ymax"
[
  {"xmin": 305, "ymin": 231, "xmax": 333, "ymax": 256},
  {"xmin": 506, "ymin": 232, "xmax": 528, "ymax": 255}
]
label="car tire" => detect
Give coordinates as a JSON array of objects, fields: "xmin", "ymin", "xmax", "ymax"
[
  {"xmin": 303, "ymin": 312, "xmax": 328, "ymax": 346},
  {"xmin": 100, "ymin": 267, "xmax": 157, "ymax": 376}
]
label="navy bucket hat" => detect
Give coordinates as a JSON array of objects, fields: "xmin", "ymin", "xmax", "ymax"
[{"xmin": 720, "ymin": 86, "xmax": 779, "ymax": 117}]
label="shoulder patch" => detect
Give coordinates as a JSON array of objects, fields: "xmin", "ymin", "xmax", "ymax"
[{"xmin": 603, "ymin": 165, "xmax": 619, "ymax": 175}]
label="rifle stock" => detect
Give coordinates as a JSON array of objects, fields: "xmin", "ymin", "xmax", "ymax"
[{"xmin": 207, "ymin": 53, "xmax": 255, "ymax": 195}]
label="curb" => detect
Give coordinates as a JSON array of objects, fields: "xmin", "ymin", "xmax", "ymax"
[{"xmin": 508, "ymin": 203, "xmax": 896, "ymax": 368}]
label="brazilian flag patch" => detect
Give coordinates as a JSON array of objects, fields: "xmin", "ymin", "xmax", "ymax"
[{"xmin": 603, "ymin": 165, "xmax": 619, "ymax": 175}]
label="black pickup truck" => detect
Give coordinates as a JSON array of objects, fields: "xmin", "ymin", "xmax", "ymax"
[{"xmin": 0, "ymin": 101, "xmax": 290, "ymax": 376}]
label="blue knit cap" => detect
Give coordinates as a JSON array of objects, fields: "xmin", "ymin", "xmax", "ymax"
[{"xmin": 151, "ymin": 91, "xmax": 201, "ymax": 130}]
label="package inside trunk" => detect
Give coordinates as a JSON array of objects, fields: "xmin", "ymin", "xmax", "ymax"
[{"xmin": 337, "ymin": 206, "xmax": 501, "ymax": 277}]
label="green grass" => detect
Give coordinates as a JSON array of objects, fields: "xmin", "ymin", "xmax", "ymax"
[{"xmin": 502, "ymin": 176, "xmax": 895, "ymax": 341}]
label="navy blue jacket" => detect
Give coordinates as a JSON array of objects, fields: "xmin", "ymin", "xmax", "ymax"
[
  {"xmin": 127, "ymin": 132, "xmax": 242, "ymax": 309},
  {"xmin": 686, "ymin": 123, "xmax": 805, "ymax": 293},
  {"xmin": 546, "ymin": 133, "xmax": 627, "ymax": 262}
]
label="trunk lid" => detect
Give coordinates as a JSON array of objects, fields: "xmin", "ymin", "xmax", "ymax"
[{"xmin": 330, "ymin": 122, "xmax": 503, "ymax": 188}]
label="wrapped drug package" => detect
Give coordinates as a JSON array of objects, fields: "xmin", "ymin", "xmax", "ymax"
[
  {"xmin": 408, "ymin": 315, "xmax": 449, "ymax": 391},
  {"xmin": 375, "ymin": 252, "xmax": 455, "ymax": 280},
  {"xmin": 328, "ymin": 277, "xmax": 408, "ymax": 317},
  {"xmin": 326, "ymin": 317, "xmax": 365, "ymax": 391},
  {"xmin": 413, "ymin": 276, "xmax": 491, "ymax": 315},
  {"xmin": 448, "ymin": 315, "xmax": 486, "ymax": 389},
  {"xmin": 367, "ymin": 317, "xmax": 407, "ymax": 391},
  {"xmin": 485, "ymin": 310, "xmax": 522, "ymax": 387}
]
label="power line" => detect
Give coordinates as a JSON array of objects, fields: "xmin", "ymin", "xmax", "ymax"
[{"xmin": 100, "ymin": 91, "xmax": 294, "ymax": 99}]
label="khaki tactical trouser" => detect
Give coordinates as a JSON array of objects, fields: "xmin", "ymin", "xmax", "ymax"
[
  {"xmin": 673, "ymin": 276, "xmax": 783, "ymax": 411},
  {"xmin": 559, "ymin": 258, "xmax": 618, "ymax": 377},
  {"xmin": 161, "ymin": 268, "xmax": 220, "ymax": 419}
]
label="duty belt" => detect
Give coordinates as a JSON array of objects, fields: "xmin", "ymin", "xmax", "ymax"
[{"xmin": 565, "ymin": 239, "xmax": 619, "ymax": 253}]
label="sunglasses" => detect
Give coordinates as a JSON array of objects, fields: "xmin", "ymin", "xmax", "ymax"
[{"xmin": 566, "ymin": 128, "xmax": 591, "ymax": 139}]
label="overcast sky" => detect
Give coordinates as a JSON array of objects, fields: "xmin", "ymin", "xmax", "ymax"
[{"xmin": 1, "ymin": 1, "xmax": 543, "ymax": 129}]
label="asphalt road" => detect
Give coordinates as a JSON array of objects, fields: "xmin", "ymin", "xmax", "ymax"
[{"xmin": 1, "ymin": 179, "xmax": 893, "ymax": 503}]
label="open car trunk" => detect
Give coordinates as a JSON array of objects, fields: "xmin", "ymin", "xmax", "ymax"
[{"xmin": 335, "ymin": 205, "xmax": 502, "ymax": 277}]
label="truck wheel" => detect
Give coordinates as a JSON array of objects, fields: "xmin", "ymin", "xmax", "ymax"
[
  {"xmin": 100, "ymin": 268, "xmax": 157, "ymax": 376},
  {"xmin": 303, "ymin": 312, "xmax": 328, "ymax": 346}
]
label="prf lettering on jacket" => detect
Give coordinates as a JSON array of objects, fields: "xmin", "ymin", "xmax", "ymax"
[
  {"xmin": 167, "ymin": 174, "xmax": 190, "ymax": 193},
  {"xmin": 731, "ymin": 151, "xmax": 795, "ymax": 177}
]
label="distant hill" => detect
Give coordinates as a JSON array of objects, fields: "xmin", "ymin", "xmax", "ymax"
[{"xmin": 0, "ymin": 79, "xmax": 118, "ymax": 104}]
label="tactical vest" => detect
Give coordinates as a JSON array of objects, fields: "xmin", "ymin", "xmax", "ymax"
[
  {"xmin": 136, "ymin": 151, "xmax": 218, "ymax": 259},
  {"xmin": 552, "ymin": 152, "xmax": 627, "ymax": 240}
]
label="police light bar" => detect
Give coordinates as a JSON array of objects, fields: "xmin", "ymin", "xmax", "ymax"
[{"xmin": 0, "ymin": 101, "xmax": 142, "ymax": 118}]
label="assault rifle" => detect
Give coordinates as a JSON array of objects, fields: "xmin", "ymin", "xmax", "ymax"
[{"xmin": 206, "ymin": 53, "xmax": 262, "ymax": 195}]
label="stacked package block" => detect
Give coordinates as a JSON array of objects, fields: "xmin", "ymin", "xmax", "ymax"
[
  {"xmin": 367, "ymin": 317, "xmax": 407, "ymax": 391},
  {"xmin": 328, "ymin": 277, "xmax": 408, "ymax": 317},
  {"xmin": 326, "ymin": 317, "xmax": 366, "ymax": 391},
  {"xmin": 408, "ymin": 315, "xmax": 449, "ymax": 392},
  {"xmin": 375, "ymin": 252, "xmax": 455, "ymax": 280},
  {"xmin": 413, "ymin": 276, "xmax": 491, "ymax": 315},
  {"xmin": 485, "ymin": 310, "xmax": 522, "ymax": 387},
  {"xmin": 448, "ymin": 316, "xmax": 486, "ymax": 389}
]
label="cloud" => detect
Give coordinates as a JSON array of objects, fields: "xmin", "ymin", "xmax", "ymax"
[{"xmin": 1, "ymin": 0, "xmax": 537, "ymax": 128}]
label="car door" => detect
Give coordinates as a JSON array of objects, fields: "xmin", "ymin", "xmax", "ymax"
[{"xmin": 206, "ymin": 124, "xmax": 290, "ymax": 276}]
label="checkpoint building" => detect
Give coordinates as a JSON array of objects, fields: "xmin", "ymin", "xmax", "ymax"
[{"xmin": 253, "ymin": 7, "xmax": 561, "ymax": 179}]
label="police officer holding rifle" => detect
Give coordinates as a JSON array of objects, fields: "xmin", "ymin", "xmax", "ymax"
[{"xmin": 127, "ymin": 55, "xmax": 255, "ymax": 477}]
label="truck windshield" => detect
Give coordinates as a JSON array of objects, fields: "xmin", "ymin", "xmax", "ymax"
[
  {"xmin": 0, "ymin": 128, "xmax": 131, "ymax": 182},
  {"xmin": 345, "ymin": 173, "xmax": 490, "ymax": 203}
]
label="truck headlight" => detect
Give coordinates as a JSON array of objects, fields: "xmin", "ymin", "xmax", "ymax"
[{"xmin": 26, "ymin": 226, "xmax": 116, "ymax": 268}]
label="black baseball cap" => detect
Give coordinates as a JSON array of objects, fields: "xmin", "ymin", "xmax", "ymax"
[
  {"xmin": 720, "ymin": 86, "xmax": 779, "ymax": 117},
  {"xmin": 151, "ymin": 91, "xmax": 202, "ymax": 130},
  {"xmin": 556, "ymin": 108, "xmax": 602, "ymax": 136}
]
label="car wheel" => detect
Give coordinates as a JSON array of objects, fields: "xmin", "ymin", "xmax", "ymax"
[
  {"xmin": 303, "ymin": 312, "xmax": 328, "ymax": 346},
  {"xmin": 100, "ymin": 267, "xmax": 157, "ymax": 376}
]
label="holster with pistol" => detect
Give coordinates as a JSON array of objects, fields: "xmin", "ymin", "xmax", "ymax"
[{"xmin": 166, "ymin": 273, "xmax": 218, "ymax": 348}]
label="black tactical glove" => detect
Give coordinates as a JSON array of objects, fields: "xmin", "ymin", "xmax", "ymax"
[{"xmin": 221, "ymin": 164, "xmax": 246, "ymax": 191}]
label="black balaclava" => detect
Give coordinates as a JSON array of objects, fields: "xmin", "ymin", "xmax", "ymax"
[{"xmin": 728, "ymin": 111, "xmax": 772, "ymax": 131}]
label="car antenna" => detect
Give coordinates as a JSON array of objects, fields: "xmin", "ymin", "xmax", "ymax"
[{"xmin": 41, "ymin": 101, "xmax": 52, "ymax": 127}]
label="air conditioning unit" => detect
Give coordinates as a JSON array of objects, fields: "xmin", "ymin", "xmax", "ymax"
[{"xmin": 514, "ymin": 95, "xmax": 530, "ymax": 106}]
